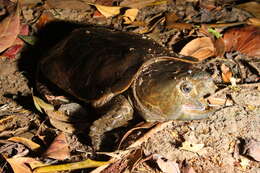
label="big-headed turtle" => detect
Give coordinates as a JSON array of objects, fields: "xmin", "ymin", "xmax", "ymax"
[{"xmin": 37, "ymin": 26, "xmax": 217, "ymax": 149}]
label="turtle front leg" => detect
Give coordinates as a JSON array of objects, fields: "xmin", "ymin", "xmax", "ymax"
[{"xmin": 89, "ymin": 95, "xmax": 134, "ymax": 150}]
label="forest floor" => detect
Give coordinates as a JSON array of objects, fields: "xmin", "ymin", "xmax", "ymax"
[{"xmin": 0, "ymin": 0, "xmax": 259, "ymax": 172}]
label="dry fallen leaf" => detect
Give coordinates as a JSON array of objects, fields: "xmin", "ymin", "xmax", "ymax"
[
  {"xmin": 32, "ymin": 95, "xmax": 54, "ymax": 113},
  {"xmin": 179, "ymin": 37, "xmax": 215, "ymax": 61},
  {"xmin": 180, "ymin": 141, "xmax": 204, "ymax": 153},
  {"xmin": 0, "ymin": 3, "xmax": 20, "ymax": 53},
  {"xmin": 247, "ymin": 18, "xmax": 260, "ymax": 26},
  {"xmin": 164, "ymin": 12, "xmax": 179, "ymax": 26},
  {"xmin": 235, "ymin": 2, "xmax": 260, "ymax": 18},
  {"xmin": 43, "ymin": 132, "xmax": 70, "ymax": 160},
  {"xmin": 120, "ymin": 0, "xmax": 167, "ymax": 9},
  {"xmin": 46, "ymin": 0, "xmax": 91, "ymax": 10},
  {"xmin": 6, "ymin": 157, "xmax": 44, "ymax": 173},
  {"xmin": 213, "ymin": 37, "xmax": 225, "ymax": 57},
  {"xmin": 44, "ymin": 133, "xmax": 70, "ymax": 160},
  {"xmin": 221, "ymin": 64, "xmax": 232, "ymax": 83},
  {"xmin": 154, "ymin": 155, "xmax": 180, "ymax": 173},
  {"xmin": 123, "ymin": 8, "xmax": 139, "ymax": 24},
  {"xmin": 89, "ymin": 3, "xmax": 121, "ymax": 18},
  {"xmin": 48, "ymin": 116, "xmax": 77, "ymax": 133},
  {"xmin": 223, "ymin": 26, "xmax": 260, "ymax": 57},
  {"xmin": 243, "ymin": 140, "xmax": 260, "ymax": 162},
  {"xmin": 8, "ymin": 137, "xmax": 40, "ymax": 151},
  {"xmin": 166, "ymin": 23, "xmax": 193, "ymax": 30},
  {"xmin": 1, "ymin": 24, "xmax": 30, "ymax": 58},
  {"xmin": 0, "ymin": 115, "xmax": 16, "ymax": 132},
  {"xmin": 36, "ymin": 11, "xmax": 55, "ymax": 29}
]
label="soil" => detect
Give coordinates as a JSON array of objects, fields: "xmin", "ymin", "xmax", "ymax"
[{"xmin": 0, "ymin": 0, "xmax": 259, "ymax": 173}]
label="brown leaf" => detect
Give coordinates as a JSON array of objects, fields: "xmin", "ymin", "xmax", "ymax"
[
  {"xmin": 6, "ymin": 157, "xmax": 43, "ymax": 173},
  {"xmin": 94, "ymin": 0, "xmax": 115, "ymax": 6},
  {"xmin": 223, "ymin": 26, "xmax": 260, "ymax": 57},
  {"xmin": 0, "ymin": 3, "xmax": 20, "ymax": 53},
  {"xmin": 45, "ymin": 0, "xmax": 91, "ymax": 10},
  {"xmin": 221, "ymin": 64, "xmax": 232, "ymax": 83},
  {"xmin": 166, "ymin": 23, "xmax": 193, "ymax": 30},
  {"xmin": 236, "ymin": 2, "xmax": 260, "ymax": 18},
  {"xmin": 48, "ymin": 116, "xmax": 77, "ymax": 133},
  {"xmin": 8, "ymin": 137, "xmax": 40, "ymax": 151},
  {"xmin": 89, "ymin": 3, "xmax": 121, "ymax": 18},
  {"xmin": 164, "ymin": 12, "xmax": 179, "ymax": 26},
  {"xmin": 36, "ymin": 11, "xmax": 55, "ymax": 29},
  {"xmin": 179, "ymin": 37, "xmax": 215, "ymax": 61},
  {"xmin": 43, "ymin": 132, "xmax": 70, "ymax": 160},
  {"xmin": 247, "ymin": 18, "xmax": 260, "ymax": 27},
  {"xmin": 19, "ymin": 0, "xmax": 42, "ymax": 7},
  {"xmin": 213, "ymin": 37, "xmax": 225, "ymax": 57}
]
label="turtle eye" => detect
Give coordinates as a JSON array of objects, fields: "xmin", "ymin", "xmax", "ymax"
[{"xmin": 180, "ymin": 82, "xmax": 193, "ymax": 94}]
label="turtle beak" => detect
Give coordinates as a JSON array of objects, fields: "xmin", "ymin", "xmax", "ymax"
[{"xmin": 179, "ymin": 98, "xmax": 216, "ymax": 120}]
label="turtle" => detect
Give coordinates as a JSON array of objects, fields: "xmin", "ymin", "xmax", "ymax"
[{"xmin": 37, "ymin": 26, "xmax": 217, "ymax": 150}]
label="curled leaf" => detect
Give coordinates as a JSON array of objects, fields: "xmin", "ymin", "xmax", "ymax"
[
  {"xmin": 179, "ymin": 37, "xmax": 215, "ymax": 61},
  {"xmin": 32, "ymin": 95, "xmax": 54, "ymax": 113},
  {"xmin": 89, "ymin": 3, "xmax": 121, "ymax": 18},
  {"xmin": 123, "ymin": 8, "xmax": 139, "ymax": 24},
  {"xmin": 8, "ymin": 137, "xmax": 40, "ymax": 151}
]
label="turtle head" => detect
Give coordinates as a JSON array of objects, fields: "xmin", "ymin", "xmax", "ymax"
[
  {"xmin": 169, "ymin": 70, "xmax": 217, "ymax": 120},
  {"xmin": 132, "ymin": 57, "xmax": 217, "ymax": 121}
]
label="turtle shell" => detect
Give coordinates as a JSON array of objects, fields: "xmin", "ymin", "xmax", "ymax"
[{"xmin": 39, "ymin": 26, "xmax": 170, "ymax": 107}]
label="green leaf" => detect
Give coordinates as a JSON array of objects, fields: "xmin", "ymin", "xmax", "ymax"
[
  {"xmin": 18, "ymin": 35, "xmax": 37, "ymax": 45},
  {"xmin": 208, "ymin": 28, "xmax": 222, "ymax": 38}
]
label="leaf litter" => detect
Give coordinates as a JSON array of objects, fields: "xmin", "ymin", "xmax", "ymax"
[{"xmin": 0, "ymin": 0, "xmax": 260, "ymax": 173}]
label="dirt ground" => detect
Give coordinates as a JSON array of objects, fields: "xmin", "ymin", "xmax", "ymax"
[{"xmin": 0, "ymin": 0, "xmax": 260, "ymax": 173}]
